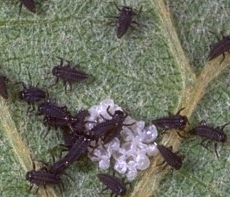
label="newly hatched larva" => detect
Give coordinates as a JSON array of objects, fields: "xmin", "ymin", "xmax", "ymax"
[
  {"xmin": 208, "ymin": 32, "xmax": 230, "ymax": 64},
  {"xmin": 189, "ymin": 120, "xmax": 229, "ymax": 157},
  {"xmin": 157, "ymin": 144, "xmax": 184, "ymax": 170},
  {"xmin": 97, "ymin": 173, "xmax": 127, "ymax": 196},
  {"xmin": 51, "ymin": 57, "xmax": 89, "ymax": 93},
  {"xmin": 19, "ymin": 0, "xmax": 36, "ymax": 13}
]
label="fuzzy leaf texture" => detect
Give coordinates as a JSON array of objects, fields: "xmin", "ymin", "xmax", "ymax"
[{"xmin": 0, "ymin": 0, "xmax": 230, "ymax": 197}]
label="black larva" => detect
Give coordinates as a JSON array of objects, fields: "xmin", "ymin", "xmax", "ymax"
[
  {"xmin": 26, "ymin": 161, "xmax": 63, "ymax": 195},
  {"xmin": 152, "ymin": 108, "xmax": 188, "ymax": 131},
  {"xmin": 157, "ymin": 144, "xmax": 184, "ymax": 170},
  {"xmin": 97, "ymin": 173, "xmax": 127, "ymax": 196},
  {"xmin": 62, "ymin": 136, "xmax": 90, "ymax": 164},
  {"xmin": 19, "ymin": 0, "xmax": 36, "ymax": 13},
  {"xmin": 189, "ymin": 120, "xmax": 229, "ymax": 157},
  {"xmin": 0, "ymin": 75, "xmax": 8, "ymax": 99},
  {"xmin": 208, "ymin": 33, "xmax": 230, "ymax": 64},
  {"xmin": 51, "ymin": 57, "xmax": 89, "ymax": 93},
  {"xmin": 113, "ymin": 4, "xmax": 142, "ymax": 38},
  {"xmin": 43, "ymin": 115, "xmax": 72, "ymax": 131},
  {"xmin": 85, "ymin": 106, "xmax": 133, "ymax": 144},
  {"xmin": 37, "ymin": 100, "xmax": 71, "ymax": 121},
  {"xmin": 70, "ymin": 109, "xmax": 89, "ymax": 135},
  {"xmin": 18, "ymin": 83, "xmax": 47, "ymax": 113}
]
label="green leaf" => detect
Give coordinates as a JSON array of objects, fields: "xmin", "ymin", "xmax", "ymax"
[{"xmin": 0, "ymin": 0, "xmax": 230, "ymax": 197}]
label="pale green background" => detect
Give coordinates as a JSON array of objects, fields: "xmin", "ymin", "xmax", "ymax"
[{"xmin": 0, "ymin": 0, "xmax": 230, "ymax": 197}]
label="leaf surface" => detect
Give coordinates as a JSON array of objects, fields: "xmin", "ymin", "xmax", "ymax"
[{"xmin": 0, "ymin": 0, "xmax": 230, "ymax": 197}]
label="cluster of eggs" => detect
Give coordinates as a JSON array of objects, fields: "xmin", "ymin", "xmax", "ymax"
[{"xmin": 85, "ymin": 99, "xmax": 158, "ymax": 181}]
